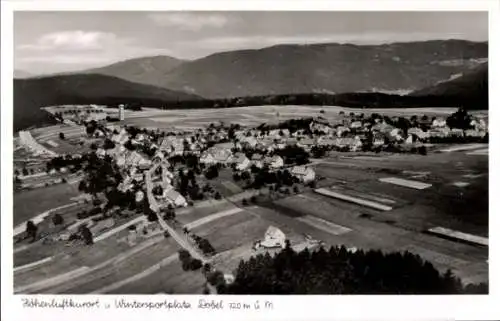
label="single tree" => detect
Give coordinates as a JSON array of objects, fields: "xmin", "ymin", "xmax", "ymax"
[
  {"xmin": 25, "ymin": 220, "xmax": 37, "ymax": 242},
  {"xmin": 81, "ymin": 226, "xmax": 94, "ymax": 245},
  {"xmin": 52, "ymin": 213, "xmax": 64, "ymax": 226}
]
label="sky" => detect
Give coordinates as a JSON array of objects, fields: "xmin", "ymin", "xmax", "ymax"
[{"xmin": 14, "ymin": 11, "xmax": 488, "ymax": 75}]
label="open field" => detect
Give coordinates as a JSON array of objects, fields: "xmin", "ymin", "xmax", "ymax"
[
  {"xmin": 314, "ymin": 147, "xmax": 488, "ymax": 232},
  {"xmin": 108, "ymin": 259, "xmax": 206, "ymax": 294},
  {"xmin": 13, "ymin": 183, "xmax": 81, "ymax": 226},
  {"xmin": 14, "ymin": 234, "xmax": 180, "ymax": 294},
  {"xmin": 176, "ymin": 202, "xmax": 237, "ymax": 225},
  {"xmin": 121, "ymin": 105, "xmax": 488, "ymax": 130}
]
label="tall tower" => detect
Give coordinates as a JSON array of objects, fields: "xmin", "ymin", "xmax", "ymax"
[{"xmin": 119, "ymin": 104, "xmax": 125, "ymax": 121}]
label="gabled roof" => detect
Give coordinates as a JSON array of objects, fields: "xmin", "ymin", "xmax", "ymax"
[
  {"xmin": 251, "ymin": 154, "xmax": 264, "ymax": 161},
  {"xmin": 264, "ymin": 226, "xmax": 286, "ymax": 242},
  {"xmin": 299, "ymin": 138, "xmax": 315, "ymax": 145},
  {"xmin": 291, "ymin": 165, "xmax": 313, "ymax": 176},
  {"xmin": 164, "ymin": 188, "xmax": 184, "ymax": 202},
  {"xmin": 232, "ymin": 153, "xmax": 249, "ymax": 163},
  {"xmin": 264, "ymin": 155, "xmax": 283, "ymax": 164}
]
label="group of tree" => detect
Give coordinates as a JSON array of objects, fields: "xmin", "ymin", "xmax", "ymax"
[
  {"xmin": 52, "ymin": 213, "xmax": 64, "ymax": 226},
  {"xmin": 168, "ymin": 92, "xmax": 486, "ymax": 111},
  {"xmin": 168, "ymin": 154, "xmax": 202, "ymax": 170},
  {"xmin": 163, "ymin": 205, "xmax": 176, "ymax": 221},
  {"xmin": 310, "ymin": 145, "xmax": 329, "ymax": 158},
  {"xmin": 205, "ymin": 270, "xmax": 227, "ymax": 293},
  {"xmin": 177, "ymin": 169, "xmax": 204, "ymax": 200},
  {"xmin": 428, "ymin": 134, "xmax": 488, "ymax": 144},
  {"xmin": 446, "ymin": 108, "xmax": 473, "ymax": 130},
  {"xmin": 217, "ymin": 243, "xmax": 488, "ymax": 294},
  {"xmin": 46, "ymin": 154, "xmax": 84, "ymax": 172},
  {"xmin": 80, "ymin": 225, "xmax": 94, "ymax": 245},
  {"xmin": 65, "ymin": 224, "xmax": 94, "ymax": 246},
  {"xmin": 124, "ymin": 140, "xmax": 136, "ymax": 151},
  {"xmin": 152, "ymin": 185, "xmax": 163, "ymax": 196},
  {"xmin": 104, "ymin": 187, "xmax": 138, "ymax": 212},
  {"xmin": 275, "ymin": 145, "xmax": 310, "ymax": 165},
  {"xmin": 85, "ymin": 120, "xmax": 101, "ymax": 137},
  {"xmin": 190, "ymin": 233, "xmax": 216, "ymax": 256},
  {"xmin": 258, "ymin": 117, "xmax": 314, "ymax": 135},
  {"xmin": 76, "ymin": 205, "xmax": 103, "ymax": 220},
  {"xmin": 383, "ymin": 143, "xmax": 428, "ymax": 156},
  {"xmin": 251, "ymin": 167, "xmax": 299, "ymax": 189},
  {"xmin": 233, "ymin": 170, "xmax": 251, "ymax": 182},
  {"xmin": 103, "ymin": 138, "xmax": 116, "ymax": 150},
  {"xmin": 142, "ymin": 197, "xmax": 159, "ymax": 222},
  {"xmin": 204, "ymin": 165, "xmax": 220, "ymax": 180},
  {"xmin": 78, "ymin": 153, "xmax": 123, "ymax": 196},
  {"xmin": 178, "ymin": 249, "xmax": 203, "ymax": 271}
]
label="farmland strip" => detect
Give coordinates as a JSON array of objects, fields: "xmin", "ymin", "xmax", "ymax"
[{"xmin": 315, "ymin": 188, "xmax": 393, "ymax": 211}]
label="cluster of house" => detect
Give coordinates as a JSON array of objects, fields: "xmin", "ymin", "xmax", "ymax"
[
  {"xmin": 92, "ymin": 127, "xmax": 189, "ymax": 210},
  {"xmin": 226, "ymin": 113, "xmax": 488, "ymax": 154},
  {"xmin": 199, "ymin": 145, "xmax": 316, "ymax": 183},
  {"xmin": 335, "ymin": 114, "xmax": 488, "ymax": 148},
  {"xmin": 145, "ymin": 160, "xmax": 188, "ymax": 211}
]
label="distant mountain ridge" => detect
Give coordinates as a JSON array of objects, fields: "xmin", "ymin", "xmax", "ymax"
[
  {"xmin": 410, "ymin": 62, "xmax": 487, "ymax": 97},
  {"xmin": 13, "ymin": 40, "xmax": 489, "ymax": 131},
  {"xmin": 14, "ymin": 69, "xmax": 35, "ymax": 79},
  {"xmin": 409, "ymin": 62, "xmax": 488, "ymax": 109},
  {"xmin": 13, "ymin": 73, "xmax": 202, "ymax": 131},
  {"xmin": 81, "ymin": 40, "xmax": 487, "ymax": 99},
  {"xmin": 83, "ymin": 55, "xmax": 186, "ymax": 88}
]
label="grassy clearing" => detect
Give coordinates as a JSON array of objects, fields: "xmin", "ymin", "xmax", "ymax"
[
  {"xmin": 14, "ymin": 183, "xmax": 81, "ymax": 225},
  {"xmin": 176, "ymin": 202, "xmax": 235, "ymax": 225},
  {"xmin": 204, "ymin": 217, "xmax": 270, "ymax": 253},
  {"xmin": 191, "ymin": 211, "xmax": 253, "ymax": 238},
  {"xmin": 110, "ymin": 260, "xmax": 206, "ymax": 294},
  {"xmin": 61, "ymin": 238, "xmax": 178, "ymax": 294}
]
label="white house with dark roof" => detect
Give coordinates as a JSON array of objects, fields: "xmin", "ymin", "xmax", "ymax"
[
  {"xmin": 251, "ymin": 153, "xmax": 264, "ymax": 168},
  {"xmin": 240, "ymin": 136, "xmax": 258, "ymax": 148},
  {"xmin": 200, "ymin": 151, "xmax": 216, "ymax": 165},
  {"xmin": 232, "ymin": 153, "xmax": 251, "ymax": 171},
  {"xmin": 297, "ymin": 138, "xmax": 315, "ymax": 150},
  {"xmin": 264, "ymin": 155, "xmax": 284, "ymax": 169},
  {"xmin": 432, "ymin": 118, "xmax": 447, "ymax": 128},
  {"xmin": 163, "ymin": 186, "xmax": 187, "ymax": 207},
  {"xmin": 336, "ymin": 126, "xmax": 351, "ymax": 137},
  {"xmin": 408, "ymin": 127, "xmax": 429, "ymax": 141},
  {"xmin": 96, "ymin": 148, "xmax": 106, "ymax": 158},
  {"xmin": 200, "ymin": 147, "xmax": 233, "ymax": 165},
  {"xmin": 450, "ymin": 128, "xmax": 465, "ymax": 137},
  {"xmin": 350, "ymin": 121, "xmax": 363, "ymax": 130},
  {"xmin": 465, "ymin": 129, "xmax": 485, "ymax": 138},
  {"xmin": 291, "ymin": 166, "xmax": 316, "ymax": 183},
  {"xmin": 371, "ymin": 122, "xmax": 394, "ymax": 134}
]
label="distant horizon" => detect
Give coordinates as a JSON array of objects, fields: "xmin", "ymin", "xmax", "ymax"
[
  {"xmin": 15, "ymin": 38, "xmax": 489, "ymax": 77},
  {"xmin": 15, "ymin": 11, "xmax": 488, "ymax": 75}
]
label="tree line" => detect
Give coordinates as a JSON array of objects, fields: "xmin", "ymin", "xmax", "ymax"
[{"xmin": 216, "ymin": 242, "xmax": 487, "ymax": 294}]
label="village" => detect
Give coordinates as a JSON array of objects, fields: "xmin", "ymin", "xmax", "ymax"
[{"xmin": 12, "ymin": 104, "xmax": 489, "ymax": 294}]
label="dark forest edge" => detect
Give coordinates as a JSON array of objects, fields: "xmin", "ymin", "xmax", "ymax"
[
  {"xmin": 103, "ymin": 91, "xmax": 488, "ymax": 111},
  {"xmin": 17, "ymin": 90, "xmax": 487, "ymax": 132},
  {"xmin": 207, "ymin": 242, "xmax": 488, "ymax": 295}
]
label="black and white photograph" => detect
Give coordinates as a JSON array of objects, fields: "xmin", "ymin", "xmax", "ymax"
[{"xmin": 7, "ymin": 8, "xmax": 491, "ymax": 298}]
